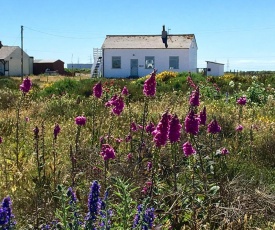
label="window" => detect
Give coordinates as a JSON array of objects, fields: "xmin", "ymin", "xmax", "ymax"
[
  {"xmin": 145, "ymin": 56, "xmax": 154, "ymax": 69},
  {"xmin": 112, "ymin": 56, "xmax": 121, "ymax": 69},
  {"xmin": 169, "ymin": 56, "xmax": 179, "ymax": 69}
]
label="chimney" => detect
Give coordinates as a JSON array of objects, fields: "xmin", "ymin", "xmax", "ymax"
[
  {"xmin": 0, "ymin": 41, "xmax": 3, "ymax": 49},
  {"xmin": 161, "ymin": 25, "xmax": 168, "ymax": 48}
]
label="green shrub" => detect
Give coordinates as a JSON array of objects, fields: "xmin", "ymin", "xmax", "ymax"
[
  {"xmin": 0, "ymin": 77, "xmax": 19, "ymax": 90},
  {"xmin": 0, "ymin": 88, "xmax": 20, "ymax": 109}
]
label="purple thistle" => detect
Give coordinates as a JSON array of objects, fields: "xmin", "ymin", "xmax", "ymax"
[
  {"xmin": 184, "ymin": 110, "xmax": 200, "ymax": 135},
  {"xmin": 207, "ymin": 119, "xmax": 221, "ymax": 134},
  {"xmin": 199, "ymin": 106, "xmax": 207, "ymax": 126},
  {"xmin": 20, "ymin": 76, "xmax": 32, "ymax": 93},
  {"xmin": 236, "ymin": 124, "xmax": 243, "ymax": 132},
  {"xmin": 121, "ymin": 86, "xmax": 129, "ymax": 96},
  {"xmin": 93, "ymin": 82, "xmax": 103, "ymax": 98},
  {"xmin": 125, "ymin": 134, "xmax": 132, "ymax": 142},
  {"xmin": 143, "ymin": 69, "xmax": 157, "ymax": 97},
  {"xmin": 33, "ymin": 126, "xmax": 39, "ymax": 139},
  {"xmin": 127, "ymin": 153, "xmax": 133, "ymax": 161},
  {"xmin": 75, "ymin": 116, "xmax": 87, "ymax": 126},
  {"xmin": 169, "ymin": 114, "xmax": 182, "ymax": 143},
  {"xmin": 189, "ymin": 87, "xmax": 200, "ymax": 107},
  {"xmin": 152, "ymin": 111, "xmax": 171, "ymax": 147},
  {"xmin": 100, "ymin": 144, "xmax": 116, "ymax": 160},
  {"xmin": 221, "ymin": 147, "xmax": 229, "ymax": 155},
  {"xmin": 53, "ymin": 123, "xmax": 61, "ymax": 140},
  {"xmin": 145, "ymin": 121, "xmax": 155, "ymax": 134},
  {"xmin": 0, "ymin": 137, "xmax": 2, "ymax": 144},
  {"xmin": 237, "ymin": 96, "xmax": 247, "ymax": 105},
  {"xmin": 182, "ymin": 141, "xmax": 196, "ymax": 156}
]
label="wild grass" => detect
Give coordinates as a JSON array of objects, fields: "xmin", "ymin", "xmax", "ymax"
[{"xmin": 0, "ymin": 72, "xmax": 274, "ymax": 229}]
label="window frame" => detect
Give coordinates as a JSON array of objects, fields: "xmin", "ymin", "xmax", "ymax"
[
  {"xmin": 145, "ymin": 56, "xmax": 155, "ymax": 69},
  {"xmin": 112, "ymin": 56, "xmax": 121, "ymax": 69},
  {"xmin": 169, "ymin": 56, "xmax": 179, "ymax": 69}
]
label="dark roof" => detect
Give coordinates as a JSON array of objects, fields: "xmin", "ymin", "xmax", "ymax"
[
  {"xmin": 206, "ymin": 61, "xmax": 225, "ymax": 65},
  {"xmin": 34, "ymin": 59, "xmax": 64, "ymax": 64},
  {"xmin": 0, "ymin": 46, "xmax": 18, "ymax": 59}
]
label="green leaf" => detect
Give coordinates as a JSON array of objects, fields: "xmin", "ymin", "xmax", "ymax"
[{"xmin": 209, "ymin": 185, "xmax": 220, "ymax": 195}]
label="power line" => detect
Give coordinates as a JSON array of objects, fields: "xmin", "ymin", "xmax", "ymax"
[{"xmin": 24, "ymin": 26, "xmax": 104, "ymax": 40}]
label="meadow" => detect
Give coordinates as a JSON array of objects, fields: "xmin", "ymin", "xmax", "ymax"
[{"xmin": 0, "ymin": 71, "xmax": 274, "ymax": 229}]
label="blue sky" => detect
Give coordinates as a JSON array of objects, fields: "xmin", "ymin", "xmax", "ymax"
[{"xmin": 2, "ymin": 0, "xmax": 275, "ymax": 71}]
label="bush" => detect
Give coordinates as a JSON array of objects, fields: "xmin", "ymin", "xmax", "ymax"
[
  {"xmin": 0, "ymin": 88, "xmax": 20, "ymax": 109},
  {"xmin": 0, "ymin": 77, "xmax": 19, "ymax": 90}
]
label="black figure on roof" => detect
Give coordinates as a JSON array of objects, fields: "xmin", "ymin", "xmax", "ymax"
[{"xmin": 161, "ymin": 25, "xmax": 168, "ymax": 48}]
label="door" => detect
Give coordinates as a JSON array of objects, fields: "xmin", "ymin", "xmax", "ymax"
[{"xmin": 130, "ymin": 59, "xmax": 138, "ymax": 77}]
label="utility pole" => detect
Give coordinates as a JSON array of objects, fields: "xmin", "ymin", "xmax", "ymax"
[{"xmin": 21, "ymin": 25, "xmax": 23, "ymax": 80}]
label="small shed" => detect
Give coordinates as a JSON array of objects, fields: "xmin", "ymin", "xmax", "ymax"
[
  {"xmin": 33, "ymin": 59, "xmax": 64, "ymax": 75},
  {"xmin": 206, "ymin": 61, "xmax": 224, "ymax": 77},
  {"xmin": 0, "ymin": 42, "xmax": 33, "ymax": 76}
]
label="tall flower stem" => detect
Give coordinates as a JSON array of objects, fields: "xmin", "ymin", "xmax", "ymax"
[
  {"xmin": 171, "ymin": 143, "xmax": 178, "ymax": 192},
  {"xmin": 149, "ymin": 147, "xmax": 160, "ymax": 199},
  {"xmin": 249, "ymin": 108, "xmax": 255, "ymax": 160},
  {"xmin": 191, "ymin": 135, "xmax": 208, "ymax": 194},
  {"xmin": 190, "ymin": 155, "xmax": 197, "ymax": 230},
  {"xmin": 53, "ymin": 138, "xmax": 57, "ymax": 190},
  {"xmin": 91, "ymin": 98, "xmax": 97, "ymax": 146},
  {"xmin": 126, "ymin": 96, "xmax": 134, "ymax": 153},
  {"xmin": 41, "ymin": 121, "xmax": 46, "ymax": 181},
  {"xmin": 75, "ymin": 125, "xmax": 81, "ymax": 155},
  {"xmin": 33, "ymin": 126, "xmax": 41, "ymax": 229},
  {"xmin": 104, "ymin": 160, "xmax": 108, "ymax": 189},
  {"xmin": 4, "ymin": 155, "xmax": 8, "ymax": 190},
  {"xmin": 138, "ymin": 97, "xmax": 149, "ymax": 163},
  {"xmin": 70, "ymin": 144, "xmax": 76, "ymax": 187},
  {"xmin": 34, "ymin": 127, "xmax": 41, "ymax": 184},
  {"xmin": 15, "ymin": 94, "xmax": 24, "ymax": 168}
]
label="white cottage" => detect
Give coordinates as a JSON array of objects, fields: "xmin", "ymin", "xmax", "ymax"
[
  {"xmin": 0, "ymin": 43, "xmax": 33, "ymax": 76},
  {"xmin": 206, "ymin": 61, "xmax": 224, "ymax": 77},
  {"xmin": 98, "ymin": 34, "xmax": 197, "ymax": 78}
]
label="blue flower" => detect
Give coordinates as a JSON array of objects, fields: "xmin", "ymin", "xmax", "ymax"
[
  {"xmin": 85, "ymin": 181, "xmax": 101, "ymax": 229},
  {"xmin": 67, "ymin": 187, "xmax": 77, "ymax": 205},
  {"xmin": 133, "ymin": 204, "xmax": 155, "ymax": 230}
]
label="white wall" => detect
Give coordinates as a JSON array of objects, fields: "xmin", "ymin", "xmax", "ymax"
[
  {"xmin": 103, "ymin": 47, "xmax": 196, "ymax": 78},
  {"xmin": 206, "ymin": 62, "xmax": 224, "ymax": 77},
  {"xmin": 6, "ymin": 47, "xmax": 32, "ymax": 76},
  {"xmin": 189, "ymin": 39, "xmax": 197, "ymax": 72}
]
